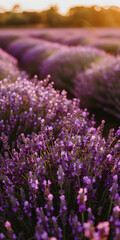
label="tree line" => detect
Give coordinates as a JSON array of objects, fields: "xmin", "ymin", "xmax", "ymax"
[{"xmin": 0, "ymin": 5, "xmax": 120, "ymax": 28}]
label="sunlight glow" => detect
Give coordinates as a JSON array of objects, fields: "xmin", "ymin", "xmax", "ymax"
[{"xmin": 1, "ymin": 0, "xmax": 120, "ymax": 14}]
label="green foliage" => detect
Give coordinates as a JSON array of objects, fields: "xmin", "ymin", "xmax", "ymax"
[{"xmin": 5, "ymin": 12, "xmax": 30, "ymax": 26}]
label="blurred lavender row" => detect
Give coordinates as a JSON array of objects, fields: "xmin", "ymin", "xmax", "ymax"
[
  {"xmin": 0, "ymin": 48, "xmax": 27, "ymax": 81},
  {"xmin": 1, "ymin": 28, "xmax": 120, "ymax": 53},
  {"xmin": 0, "ymin": 30, "xmax": 120, "ymax": 127}
]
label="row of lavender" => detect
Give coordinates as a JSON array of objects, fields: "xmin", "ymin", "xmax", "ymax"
[
  {"xmin": 30, "ymin": 28, "xmax": 120, "ymax": 55},
  {"xmin": 0, "ymin": 33, "xmax": 120, "ymax": 124},
  {"xmin": 0, "ymin": 48, "xmax": 120, "ymax": 239},
  {"xmin": 0, "ymin": 47, "xmax": 20, "ymax": 81},
  {"xmin": 1, "ymin": 28, "xmax": 120, "ymax": 54}
]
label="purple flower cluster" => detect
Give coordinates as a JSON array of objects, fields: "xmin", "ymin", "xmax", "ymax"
[
  {"xmin": 0, "ymin": 115, "xmax": 120, "ymax": 239},
  {"xmin": 0, "ymin": 74, "xmax": 76, "ymax": 146},
  {"xmin": 0, "ymin": 65, "xmax": 120, "ymax": 239}
]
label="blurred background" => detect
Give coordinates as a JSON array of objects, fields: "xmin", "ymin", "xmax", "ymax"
[{"xmin": 0, "ymin": 0, "xmax": 120, "ymax": 27}]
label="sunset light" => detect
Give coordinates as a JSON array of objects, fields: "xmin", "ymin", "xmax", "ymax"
[
  {"xmin": 1, "ymin": 0, "xmax": 120, "ymax": 13},
  {"xmin": 0, "ymin": 0, "xmax": 120, "ymax": 237}
]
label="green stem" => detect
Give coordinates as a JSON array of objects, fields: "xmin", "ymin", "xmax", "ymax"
[
  {"xmin": 63, "ymin": 226, "xmax": 66, "ymax": 240},
  {"xmin": 77, "ymin": 175, "xmax": 80, "ymax": 188},
  {"xmin": 107, "ymin": 200, "xmax": 112, "ymax": 220},
  {"xmin": 81, "ymin": 212, "xmax": 84, "ymax": 224}
]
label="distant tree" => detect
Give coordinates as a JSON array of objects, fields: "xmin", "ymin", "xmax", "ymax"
[
  {"xmin": 41, "ymin": 5, "xmax": 62, "ymax": 27},
  {"xmin": 0, "ymin": 4, "xmax": 120, "ymax": 28},
  {"xmin": 23, "ymin": 11, "xmax": 42, "ymax": 24},
  {"xmin": 12, "ymin": 4, "xmax": 21, "ymax": 13},
  {"xmin": 49, "ymin": 5, "xmax": 59, "ymax": 13}
]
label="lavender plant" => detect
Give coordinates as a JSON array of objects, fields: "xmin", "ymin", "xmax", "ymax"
[
  {"xmin": 63, "ymin": 36, "xmax": 89, "ymax": 46},
  {"xmin": 0, "ymin": 33, "xmax": 21, "ymax": 50},
  {"xmin": 0, "ymin": 114, "xmax": 120, "ymax": 239},
  {"xmin": 40, "ymin": 46, "xmax": 106, "ymax": 92},
  {"xmin": 0, "ymin": 75, "xmax": 84, "ymax": 148},
  {"xmin": 7, "ymin": 37, "xmax": 42, "ymax": 60},
  {"xmin": 0, "ymin": 48, "xmax": 20, "ymax": 80},
  {"xmin": 90, "ymin": 38, "xmax": 120, "ymax": 55},
  {"xmin": 20, "ymin": 42, "xmax": 64, "ymax": 76},
  {"xmin": 72, "ymin": 55, "xmax": 120, "ymax": 120},
  {"xmin": 0, "ymin": 69, "xmax": 120, "ymax": 239}
]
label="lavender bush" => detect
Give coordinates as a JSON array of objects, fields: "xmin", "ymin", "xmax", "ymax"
[
  {"xmin": 72, "ymin": 55, "xmax": 120, "ymax": 120},
  {"xmin": 89, "ymin": 39, "xmax": 120, "ymax": 55},
  {"xmin": 20, "ymin": 42, "xmax": 64, "ymax": 76},
  {"xmin": 30, "ymin": 28, "xmax": 91, "ymax": 46},
  {"xmin": 0, "ymin": 75, "xmax": 81, "ymax": 147},
  {"xmin": 0, "ymin": 39, "xmax": 120, "ymax": 239},
  {"xmin": 0, "ymin": 100, "xmax": 120, "ymax": 239},
  {"xmin": 40, "ymin": 46, "xmax": 106, "ymax": 92},
  {"xmin": 0, "ymin": 48, "xmax": 18, "ymax": 65},
  {"xmin": 63, "ymin": 36, "xmax": 90, "ymax": 46},
  {"xmin": 32, "ymin": 31, "xmax": 64, "ymax": 44},
  {"xmin": 0, "ymin": 48, "xmax": 20, "ymax": 80},
  {"xmin": 7, "ymin": 37, "xmax": 42, "ymax": 60},
  {"xmin": 0, "ymin": 67, "xmax": 120, "ymax": 239},
  {"xmin": 0, "ymin": 33, "xmax": 22, "ymax": 50}
]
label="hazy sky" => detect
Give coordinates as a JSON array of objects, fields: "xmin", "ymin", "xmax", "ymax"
[{"xmin": 1, "ymin": 0, "xmax": 120, "ymax": 14}]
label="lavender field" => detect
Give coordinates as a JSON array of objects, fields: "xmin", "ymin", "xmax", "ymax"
[{"xmin": 0, "ymin": 28, "xmax": 120, "ymax": 240}]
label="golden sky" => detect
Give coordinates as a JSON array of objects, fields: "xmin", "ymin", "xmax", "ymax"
[{"xmin": 1, "ymin": 0, "xmax": 120, "ymax": 13}]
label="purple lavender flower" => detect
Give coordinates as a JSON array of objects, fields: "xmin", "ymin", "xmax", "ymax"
[
  {"xmin": 77, "ymin": 188, "xmax": 87, "ymax": 213},
  {"xmin": 60, "ymin": 195, "xmax": 67, "ymax": 226}
]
